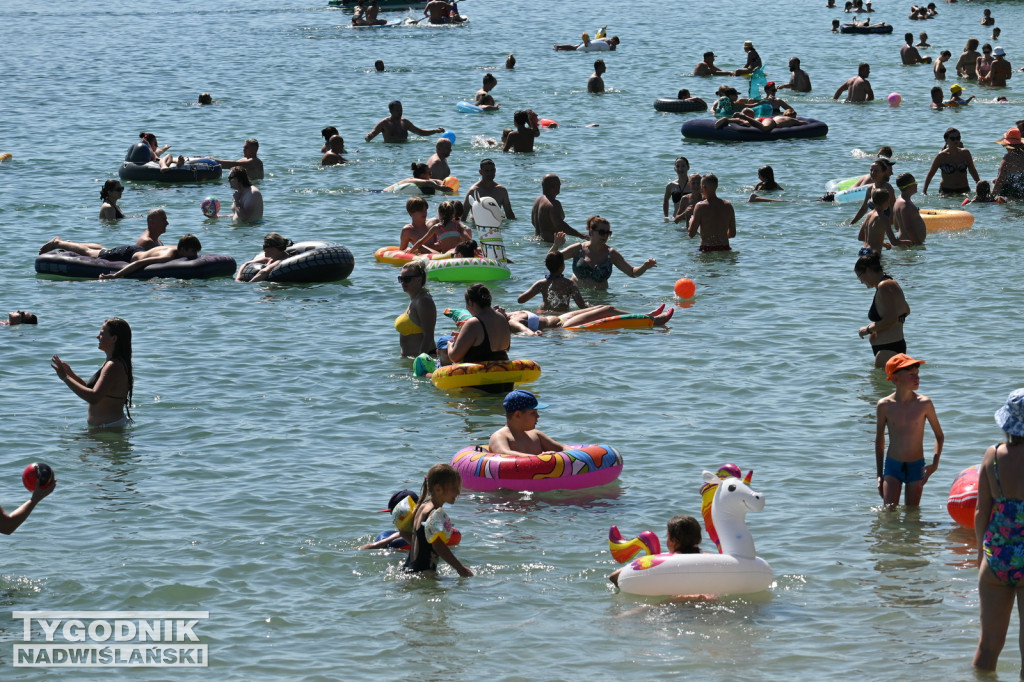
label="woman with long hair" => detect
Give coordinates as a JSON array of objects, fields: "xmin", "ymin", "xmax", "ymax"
[{"xmin": 51, "ymin": 318, "xmax": 133, "ymax": 428}]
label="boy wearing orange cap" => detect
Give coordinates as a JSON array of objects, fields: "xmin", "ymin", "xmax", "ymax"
[{"xmin": 875, "ymin": 353, "xmax": 944, "ymax": 507}]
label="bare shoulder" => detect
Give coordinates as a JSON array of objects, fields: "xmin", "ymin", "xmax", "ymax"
[{"xmin": 877, "ymin": 392, "xmax": 896, "ymax": 409}]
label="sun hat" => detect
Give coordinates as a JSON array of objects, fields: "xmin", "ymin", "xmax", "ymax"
[
  {"xmin": 950, "ymin": 83, "xmax": 963, "ymax": 94},
  {"xmin": 995, "ymin": 127, "xmax": 1023, "ymax": 146},
  {"xmin": 503, "ymin": 390, "xmax": 548, "ymax": 413},
  {"xmin": 743, "ymin": 41, "xmax": 754, "ymax": 48},
  {"xmin": 996, "ymin": 389, "xmax": 1024, "ymax": 437},
  {"xmin": 885, "ymin": 353, "xmax": 925, "ymax": 381},
  {"xmin": 994, "ymin": 46, "xmax": 1006, "ymax": 56}
]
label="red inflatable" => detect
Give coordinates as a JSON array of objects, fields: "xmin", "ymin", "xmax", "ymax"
[{"xmin": 948, "ymin": 464, "xmax": 980, "ymax": 528}]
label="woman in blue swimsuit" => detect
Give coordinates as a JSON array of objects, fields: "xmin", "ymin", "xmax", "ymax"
[
  {"xmin": 974, "ymin": 389, "xmax": 1024, "ymax": 672},
  {"xmin": 549, "ymin": 216, "xmax": 657, "ymax": 290},
  {"xmin": 922, "ymin": 127, "xmax": 980, "ymax": 195}
]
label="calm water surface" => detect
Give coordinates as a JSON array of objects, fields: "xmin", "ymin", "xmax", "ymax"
[{"xmin": 2, "ymin": 0, "xmax": 1024, "ymax": 679}]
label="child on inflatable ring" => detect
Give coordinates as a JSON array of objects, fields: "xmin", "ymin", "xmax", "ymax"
[{"xmin": 609, "ymin": 516, "xmax": 703, "ymax": 586}]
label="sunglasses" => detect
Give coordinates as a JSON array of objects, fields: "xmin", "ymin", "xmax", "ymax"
[
  {"xmin": 397, "ymin": 275, "xmax": 418, "ymax": 283},
  {"xmin": 593, "ymin": 229, "xmax": 612, "ymax": 236}
]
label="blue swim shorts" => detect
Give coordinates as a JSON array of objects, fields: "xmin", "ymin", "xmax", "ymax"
[{"xmin": 883, "ymin": 457, "xmax": 925, "ymax": 484}]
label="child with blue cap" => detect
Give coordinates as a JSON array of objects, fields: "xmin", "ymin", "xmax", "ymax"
[{"xmin": 489, "ymin": 390, "xmax": 567, "ymax": 457}]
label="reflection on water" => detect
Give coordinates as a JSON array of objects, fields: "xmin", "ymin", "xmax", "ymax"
[{"xmin": 868, "ymin": 508, "xmax": 948, "ymax": 607}]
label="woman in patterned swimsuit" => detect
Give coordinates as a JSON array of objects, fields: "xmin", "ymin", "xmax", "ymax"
[{"xmin": 974, "ymin": 389, "xmax": 1024, "ymax": 672}]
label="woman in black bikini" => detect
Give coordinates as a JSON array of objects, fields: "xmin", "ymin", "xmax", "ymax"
[
  {"xmin": 922, "ymin": 127, "xmax": 981, "ymax": 195},
  {"xmin": 855, "ymin": 253, "xmax": 910, "ymax": 369},
  {"xmin": 51, "ymin": 318, "xmax": 133, "ymax": 429},
  {"xmin": 448, "ymin": 284, "xmax": 511, "ymax": 364},
  {"xmin": 663, "ymin": 157, "xmax": 691, "ymax": 219},
  {"xmin": 99, "ymin": 180, "xmax": 125, "ymax": 221}
]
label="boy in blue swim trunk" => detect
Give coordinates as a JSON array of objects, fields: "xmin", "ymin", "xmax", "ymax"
[{"xmin": 875, "ymin": 354, "xmax": 945, "ymax": 507}]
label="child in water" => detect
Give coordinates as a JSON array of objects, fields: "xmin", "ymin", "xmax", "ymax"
[
  {"xmin": 962, "ymin": 180, "xmax": 1006, "ymax": 205},
  {"xmin": 403, "ymin": 463, "xmax": 473, "ymax": 577},
  {"xmin": 608, "ymin": 516, "xmax": 703, "ymax": 586},
  {"xmin": 875, "ymin": 354, "xmax": 944, "ymax": 507},
  {"xmin": 517, "ymin": 252, "xmax": 587, "ymax": 311},
  {"xmin": 358, "ymin": 489, "xmax": 419, "ymax": 550},
  {"xmin": 753, "ymin": 165, "xmax": 783, "ymax": 192},
  {"xmin": 409, "ymin": 201, "xmax": 472, "ymax": 254}
]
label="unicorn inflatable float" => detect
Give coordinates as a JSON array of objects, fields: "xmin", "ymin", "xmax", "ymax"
[{"xmin": 608, "ymin": 465, "xmax": 773, "ymax": 596}]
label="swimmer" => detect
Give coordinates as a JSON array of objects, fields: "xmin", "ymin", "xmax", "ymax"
[
  {"xmin": 409, "ymin": 200, "xmax": 470, "ymax": 254},
  {"xmin": 427, "ymin": 137, "xmax": 452, "ymax": 179},
  {"xmin": 850, "ymin": 160, "xmax": 896, "ymax": 224},
  {"xmin": 502, "ymin": 109, "xmax": 540, "ymax": 153},
  {"xmin": 609, "ymin": 516, "xmax": 702, "ymax": 586},
  {"xmin": 236, "ymin": 232, "xmax": 293, "ymax": 282},
  {"xmin": 475, "ymin": 73, "xmax": 500, "ymax": 110},
  {"xmin": 211, "ymin": 138, "xmax": 264, "ymax": 180},
  {"xmin": 688, "ymin": 174, "xmax": 736, "ymax": 252},
  {"xmin": 3, "ymin": 311, "xmax": 37, "ymax": 326},
  {"xmin": 99, "ymin": 179, "xmax": 125, "ymax": 221},
  {"xmin": 388, "ymin": 162, "xmax": 454, "ymax": 195},
  {"xmin": 664, "ymin": 157, "xmax": 692, "ymax": 220},
  {"xmin": 423, "ymin": 0, "xmax": 465, "ymax": 24},
  {"xmin": 693, "ymin": 51, "xmax": 734, "ymax": 77},
  {"xmin": 462, "ymin": 158, "xmax": 515, "ymax": 221},
  {"xmin": 505, "ymin": 53, "xmax": 515, "ymax": 69},
  {"xmin": 374, "ymin": 60, "xmax": 385, "ymax": 72},
  {"xmin": 227, "ymin": 167, "xmax": 264, "ymax": 222},
  {"xmin": 489, "ymin": 390, "xmax": 566, "ymax": 457},
  {"xmin": 321, "ymin": 126, "xmax": 340, "ymax": 153},
  {"xmin": 587, "ymin": 59, "xmax": 606, "ymax": 94},
  {"xmin": 532, "ymin": 174, "xmax": 586, "ymax": 241},
  {"xmin": 776, "ymin": 57, "xmax": 812, "ymax": 92},
  {"xmin": 759, "ymin": 81, "xmax": 791, "ymax": 114},
  {"xmin": 51, "ymin": 317, "xmax": 134, "ymax": 428},
  {"xmin": 892, "ymin": 173, "xmax": 926, "ymax": 245},
  {"xmin": 365, "ymin": 100, "xmax": 445, "ymax": 143},
  {"xmin": 403, "ymin": 463, "xmax": 472, "ymax": 577},
  {"xmin": 856, "ymin": 252, "xmax": 911, "ymax": 368},
  {"xmin": 321, "ymin": 135, "xmax": 347, "ymax": 166},
  {"xmin": 553, "ymin": 35, "xmax": 620, "ymax": 51},
  {"xmin": 956, "ymin": 39, "xmax": 981, "ymax": 80},
  {"xmin": 901, "ymin": 32, "xmax": 931, "ymax": 65},
  {"xmin": 399, "ymin": 197, "xmax": 437, "ymax": 251},
  {"xmin": 833, "ymin": 63, "xmax": 874, "ymax": 102},
  {"xmin": 516, "ymin": 252, "xmax": 587, "ymax": 311},
  {"xmin": 734, "ymin": 40, "xmax": 761, "ymax": 77},
  {"xmin": 396, "ymin": 260, "xmax": 436, "ymax": 357},
  {"xmin": 874, "ymin": 354, "xmax": 943, "ymax": 507},
  {"xmin": 917, "ymin": 32, "xmax": 930, "ymax": 48},
  {"xmin": 753, "ymin": 165, "xmax": 783, "ymax": 191},
  {"xmin": 934, "ymin": 51, "xmax": 951, "ymax": 80},
  {"xmin": 673, "ymin": 89, "xmax": 707, "ymax": 108},
  {"xmin": 963, "ymin": 180, "xmax": 1006, "ymax": 204},
  {"xmin": 550, "ymin": 216, "xmax": 657, "ymax": 289},
  {"xmin": 673, "ymin": 172, "xmax": 704, "ymax": 224},
  {"xmin": 930, "ymin": 86, "xmax": 946, "ymax": 109},
  {"xmin": 197, "ymin": 92, "xmax": 215, "ymax": 105},
  {"xmin": 858, "ymin": 188, "xmax": 900, "ymax": 253},
  {"xmin": 358, "ymin": 490, "xmax": 419, "ymax": 550}
]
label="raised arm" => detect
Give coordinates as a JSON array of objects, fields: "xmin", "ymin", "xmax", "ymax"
[
  {"xmin": 609, "ymin": 248, "xmax": 656, "ymax": 278},
  {"xmin": 0, "ymin": 482, "xmax": 55, "ymax": 535}
]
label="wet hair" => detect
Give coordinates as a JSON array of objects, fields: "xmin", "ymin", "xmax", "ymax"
[
  {"xmin": 667, "ymin": 516, "xmax": 702, "ymax": 553},
  {"xmin": 870, "ymin": 188, "xmax": 890, "ymax": 207},
  {"xmin": 464, "ymin": 283, "xmax": 492, "ymax": 308},
  {"xmin": 905, "ymin": 32, "xmax": 913, "ymax": 43},
  {"xmin": 858, "ymin": 62, "xmax": 870, "ymax": 75},
  {"xmin": 479, "ymin": 158, "xmax": 496, "ymax": 169},
  {"xmin": 976, "ymin": 180, "xmax": 991, "ymax": 197},
  {"xmin": 930, "ymin": 86, "xmax": 943, "ymax": 103},
  {"xmin": 100, "ymin": 179, "xmax": 122, "ymax": 202},
  {"xmin": 104, "ymin": 317, "xmax": 133, "ymax": 420},
  {"xmin": 594, "ymin": 59, "xmax": 605, "ymax": 71},
  {"xmin": 198, "ymin": 93, "xmax": 213, "ymax": 105},
  {"xmin": 701, "ymin": 173, "xmax": 719, "ymax": 189},
  {"xmin": 321, "ymin": 126, "xmax": 339, "ymax": 143},
  {"xmin": 406, "ymin": 196, "xmax": 428, "ymax": 214},
  {"xmin": 437, "ymin": 200, "xmax": 456, "ymax": 223},
  {"xmin": 965, "ymin": 38, "xmax": 980, "ymax": 51},
  {"xmin": 854, "ymin": 251, "xmax": 885, "ymax": 276},
  {"xmin": 586, "ymin": 215, "xmax": 610, "ymax": 232},
  {"xmin": 229, "ymin": 167, "xmax": 252, "ymax": 187},
  {"xmin": 374, "ymin": 60, "xmax": 385, "ymax": 71},
  {"xmin": 541, "ymin": 173, "xmax": 560, "ymax": 191},
  {"xmin": 177, "ymin": 234, "xmax": 202, "ymax": 252},
  {"xmin": 401, "ymin": 259, "xmax": 427, "ymax": 283},
  {"xmin": 453, "ymin": 239, "xmax": 478, "ymax": 257},
  {"xmin": 789, "ymin": 56, "xmax": 800, "ymax": 68},
  {"xmin": 388, "ymin": 100, "xmax": 402, "ymax": 114},
  {"xmin": 245, "ymin": 138, "xmax": 259, "ymax": 150},
  {"xmin": 328, "ymin": 135, "xmax": 346, "ymax": 153},
  {"xmin": 545, "ymin": 251, "xmax": 565, "ymax": 273},
  {"xmin": 677, "ymin": 89, "xmax": 691, "ymax": 99},
  {"xmin": 896, "ymin": 172, "xmax": 916, "ymax": 190},
  {"xmin": 758, "ymin": 165, "xmax": 777, "ymax": 185},
  {"xmin": 452, "ymin": 201, "xmax": 464, "ymax": 221},
  {"xmin": 418, "ymin": 463, "xmax": 462, "ymax": 503},
  {"xmin": 482, "ymin": 73, "xmax": 497, "ymax": 86},
  {"xmin": 410, "ymin": 162, "xmax": 430, "ymax": 179},
  {"xmin": 263, "ymin": 232, "xmax": 292, "ymax": 251},
  {"xmin": 513, "ymin": 110, "xmax": 529, "ymax": 126}
]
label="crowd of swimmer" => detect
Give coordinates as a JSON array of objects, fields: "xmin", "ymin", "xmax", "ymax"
[{"xmin": 9, "ymin": 3, "xmax": 1024, "ymax": 671}]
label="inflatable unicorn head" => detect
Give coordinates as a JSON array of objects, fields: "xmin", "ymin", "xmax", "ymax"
[
  {"xmin": 469, "ymin": 195, "xmax": 505, "ymax": 229},
  {"xmin": 701, "ymin": 469, "xmax": 765, "ymax": 560}
]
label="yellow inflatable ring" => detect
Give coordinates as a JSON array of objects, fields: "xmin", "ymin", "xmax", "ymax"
[
  {"xmin": 920, "ymin": 209, "xmax": 974, "ymax": 232},
  {"xmin": 431, "ymin": 359, "xmax": 541, "ymax": 390}
]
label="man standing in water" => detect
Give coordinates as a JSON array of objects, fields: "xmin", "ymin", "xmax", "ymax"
[
  {"xmin": 587, "ymin": 60, "xmax": 607, "ymax": 94},
  {"xmin": 893, "ymin": 173, "xmax": 927, "ymax": 245},
  {"xmin": 365, "ymin": 100, "xmax": 445, "ymax": 142},
  {"xmin": 688, "ymin": 174, "xmax": 736, "ymax": 252},
  {"xmin": 833, "ymin": 63, "xmax": 874, "ymax": 102},
  {"xmin": 531, "ymin": 174, "xmax": 587, "ymax": 242},
  {"xmin": 777, "ymin": 57, "xmax": 812, "ymax": 92},
  {"xmin": 693, "ymin": 51, "xmax": 733, "ymax": 76},
  {"xmin": 427, "ymin": 137, "xmax": 452, "ymax": 179},
  {"xmin": 212, "ymin": 138, "xmax": 264, "ymax": 181},
  {"xmin": 463, "ymin": 159, "xmax": 516, "ymax": 220}
]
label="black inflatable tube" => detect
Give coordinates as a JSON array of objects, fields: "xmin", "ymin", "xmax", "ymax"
[
  {"xmin": 119, "ymin": 160, "xmax": 222, "ymax": 183},
  {"xmin": 35, "ymin": 252, "xmax": 236, "ymax": 280},
  {"xmin": 653, "ymin": 98, "xmax": 708, "ymax": 113},
  {"xmin": 681, "ymin": 117, "xmax": 828, "ymax": 141},
  {"xmin": 237, "ymin": 241, "xmax": 355, "ymax": 283},
  {"xmin": 839, "ymin": 24, "xmax": 893, "ymax": 34}
]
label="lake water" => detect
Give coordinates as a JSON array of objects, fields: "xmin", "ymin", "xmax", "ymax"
[{"xmin": 2, "ymin": 0, "xmax": 1024, "ymax": 678}]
